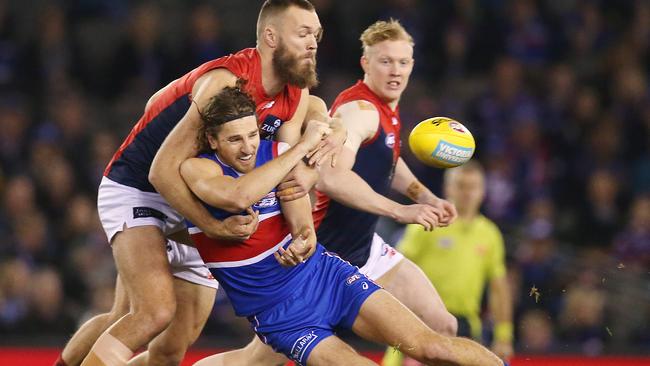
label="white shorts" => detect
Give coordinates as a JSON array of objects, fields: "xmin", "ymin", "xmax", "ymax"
[
  {"xmin": 97, "ymin": 176, "xmax": 219, "ymax": 290},
  {"xmin": 166, "ymin": 240, "xmax": 219, "ymax": 289},
  {"xmin": 358, "ymin": 233, "xmax": 405, "ymax": 281}
]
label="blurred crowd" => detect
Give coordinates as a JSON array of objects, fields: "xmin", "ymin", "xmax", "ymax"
[{"xmin": 0, "ymin": 0, "xmax": 648, "ymax": 355}]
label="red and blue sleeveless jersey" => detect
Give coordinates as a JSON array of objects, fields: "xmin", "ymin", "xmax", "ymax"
[
  {"xmin": 313, "ymin": 81, "xmax": 402, "ymax": 267},
  {"xmin": 103, "ymin": 48, "xmax": 302, "ymax": 192},
  {"xmin": 187, "ymin": 140, "xmax": 318, "ymax": 316}
]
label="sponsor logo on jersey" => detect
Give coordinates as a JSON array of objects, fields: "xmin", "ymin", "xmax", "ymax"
[
  {"xmin": 261, "ymin": 101, "xmax": 275, "ymax": 110},
  {"xmin": 291, "ymin": 331, "xmax": 318, "ymax": 362},
  {"xmin": 133, "ymin": 207, "xmax": 167, "ymax": 221},
  {"xmin": 346, "ymin": 274, "xmax": 361, "ymax": 285},
  {"xmin": 432, "ymin": 140, "xmax": 473, "ymax": 164},
  {"xmin": 391, "ymin": 117, "xmax": 399, "ymax": 126},
  {"xmin": 254, "ymin": 192, "xmax": 277, "ymax": 209},
  {"xmin": 260, "ymin": 114, "xmax": 283, "ymax": 139},
  {"xmin": 385, "ymin": 132, "xmax": 396, "ymax": 148}
]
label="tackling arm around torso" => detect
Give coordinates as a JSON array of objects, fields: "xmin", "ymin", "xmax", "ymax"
[{"xmin": 149, "ymin": 68, "xmax": 244, "ymax": 239}]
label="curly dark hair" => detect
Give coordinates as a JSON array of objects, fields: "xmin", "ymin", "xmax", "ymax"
[{"xmin": 196, "ymin": 84, "xmax": 257, "ymax": 153}]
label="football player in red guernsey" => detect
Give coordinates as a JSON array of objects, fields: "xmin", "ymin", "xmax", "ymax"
[{"xmin": 54, "ymin": 1, "xmax": 345, "ymax": 366}]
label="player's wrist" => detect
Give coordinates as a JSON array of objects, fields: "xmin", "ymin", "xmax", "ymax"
[
  {"xmin": 387, "ymin": 202, "xmax": 405, "ymax": 221},
  {"xmin": 294, "ymin": 141, "xmax": 312, "ymax": 157}
]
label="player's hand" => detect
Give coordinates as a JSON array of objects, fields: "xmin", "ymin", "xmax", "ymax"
[
  {"xmin": 276, "ymin": 164, "xmax": 319, "ymax": 201},
  {"xmin": 491, "ymin": 341, "xmax": 514, "ymax": 362},
  {"xmin": 274, "ymin": 227, "xmax": 315, "ymax": 267},
  {"xmin": 207, "ymin": 208, "xmax": 259, "ymax": 240},
  {"xmin": 427, "ymin": 197, "xmax": 458, "ymax": 227},
  {"xmin": 306, "ymin": 116, "xmax": 346, "ymax": 167},
  {"xmin": 395, "ymin": 204, "xmax": 442, "ymax": 231},
  {"xmin": 299, "ymin": 119, "xmax": 331, "ymax": 154}
]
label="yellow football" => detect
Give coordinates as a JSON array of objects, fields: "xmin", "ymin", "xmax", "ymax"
[{"xmin": 408, "ymin": 117, "xmax": 476, "ymax": 168}]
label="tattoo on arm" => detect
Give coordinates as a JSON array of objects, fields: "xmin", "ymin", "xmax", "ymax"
[{"xmin": 406, "ymin": 181, "xmax": 424, "ymax": 202}]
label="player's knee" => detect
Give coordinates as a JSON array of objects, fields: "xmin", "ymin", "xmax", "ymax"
[
  {"xmin": 135, "ymin": 300, "xmax": 177, "ymax": 336},
  {"xmin": 148, "ymin": 304, "xmax": 176, "ymax": 333}
]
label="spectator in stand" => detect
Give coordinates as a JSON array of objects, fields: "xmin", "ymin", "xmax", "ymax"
[
  {"xmin": 518, "ymin": 309, "xmax": 556, "ymax": 353},
  {"xmin": 612, "ymin": 194, "xmax": 650, "ymax": 269}
]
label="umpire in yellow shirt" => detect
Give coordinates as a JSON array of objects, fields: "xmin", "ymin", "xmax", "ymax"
[{"xmin": 383, "ymin": 161, "xmax": 513, "ymax": 365}]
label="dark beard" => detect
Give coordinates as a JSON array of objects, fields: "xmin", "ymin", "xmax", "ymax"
[{"xmin": 272, "ymin": 42, "xmax": 319, "ymax": 89}]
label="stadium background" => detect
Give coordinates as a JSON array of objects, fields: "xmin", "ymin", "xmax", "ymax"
[{"xmin": 0, "ymin": 0, "xmax": 648, "ymax": 364}]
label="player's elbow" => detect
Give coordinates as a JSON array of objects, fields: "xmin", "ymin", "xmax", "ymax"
[
  {"xmin": 219, "ymin": 193, "xmax": 252, "ymax": 214},
  {"xmin": 223, "ymin": 200, "xmax": 248, "ymax": 214}
]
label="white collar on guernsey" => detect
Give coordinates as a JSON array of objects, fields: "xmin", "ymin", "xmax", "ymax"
[{"xmin": 214, "ymin": 152, "xmax": 244, "ymax": 177}]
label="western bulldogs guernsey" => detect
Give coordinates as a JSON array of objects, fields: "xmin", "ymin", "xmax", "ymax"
[
  {"xmin": 313, "ymin": 81, "xmax": 402, "ymax": 267},
  {"xmin": 186, "ymin": 140, "xmax": 305, "ymax": 316},
  {"xmin": 103, "ymin": 48, "xmax": 302, "ymax": 192},
  {"xmin": 185, "ymin": 140, "xmax": 381, "ymax": 365}
]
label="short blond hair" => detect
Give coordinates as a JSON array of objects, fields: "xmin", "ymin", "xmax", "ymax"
[{"xmin": 360, "ymin": 19, "xmax": 414, "ymax": 54}]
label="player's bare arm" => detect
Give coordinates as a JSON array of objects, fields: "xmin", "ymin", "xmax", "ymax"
[
  {"xmin": 392, "ymin": 157, "xmax": 458, "ymax": 226},
  {"xmin": 316, "ymin": 100, "xmax": 440, "ymax": 230},
  {"xmin": 276, "ymin": 89, "xmax": 321, "ymax": 201},
  {"xmin": 276, "ymin": 195, "xmax": 318, "ymax": 267},
  {"xmin": 149, "ymin": 68, "xmax": 258, "ymax": 240},
  {"xmin": 179, "ymin": 121, "xmax": 329, "ymax": 214},
  {"xmin": 304, "ymin": 95, "xmax": 347, "ymax": 167}
]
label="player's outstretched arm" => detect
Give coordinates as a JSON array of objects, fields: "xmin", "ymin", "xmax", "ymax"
[
  {"xmin": 179, "ymin": 122, "xmax": 331, "ymax": 213},
  {"xmin": 315, "ymin": 101, "xmax": 441, "ymax": 230},
  {"xmin": 392, "ymin": 157, "xmax": 457, "ymax": 226}
]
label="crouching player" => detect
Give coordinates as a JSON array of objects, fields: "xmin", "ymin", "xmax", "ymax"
[{"xmin": 183, "ymin": 86, "xmax": 505, "ymax": 366}]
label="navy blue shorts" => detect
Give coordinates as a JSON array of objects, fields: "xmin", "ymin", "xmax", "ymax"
[{"xmin": 247, "ymin": 249, "xmax": 381, "ymax": 365}]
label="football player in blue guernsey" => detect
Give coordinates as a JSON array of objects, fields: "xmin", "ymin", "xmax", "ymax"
[{"xmin": 185, "ymin": 86, "xmax": 505, "ymax": 366}]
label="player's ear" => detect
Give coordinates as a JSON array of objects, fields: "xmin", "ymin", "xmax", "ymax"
[
  {"xmin": 263, "ymin": 25, "xmax": 278, "ymax": 48},
  {"xmin": 207, "ymin": 132, "xmax": 219, "ymax": 150},
  {"xmin": 360, "ymin": 55, "xmax": 369, "ymax": 74}
]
